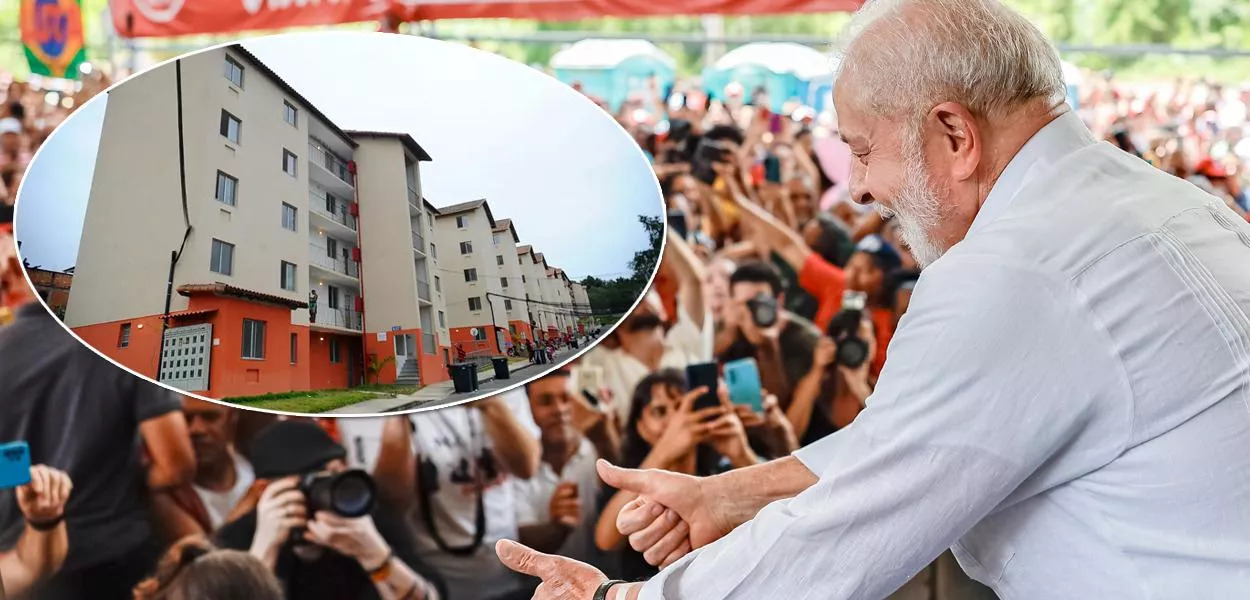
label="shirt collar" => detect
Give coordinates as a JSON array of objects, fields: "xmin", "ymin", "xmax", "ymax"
[{"xmin": 968, "ymin": 110, "xmax": 1097, "ymax": 235}]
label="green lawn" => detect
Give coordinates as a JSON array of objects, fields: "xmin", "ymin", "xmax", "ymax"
[{"xmin": 225, "ymin": 383, "xmax": 422, "ymax": 413}]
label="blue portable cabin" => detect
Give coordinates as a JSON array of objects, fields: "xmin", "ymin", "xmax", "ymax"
[
  {"xmin": 550, "ymin": 39, "xmax": 677, "ymax": 112},
  {"xmin": 702, "ymin": 42, "xmax": 837, "ymax": 114}
]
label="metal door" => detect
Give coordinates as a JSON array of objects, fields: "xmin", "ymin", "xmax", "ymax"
[{"xmin": 159, "ymin": 323, "xmax": 212, "ymax": 392}]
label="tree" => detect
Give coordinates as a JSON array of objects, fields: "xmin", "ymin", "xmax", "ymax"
[{"xmin": 629, "ymin": 214, "xmax": 664, "ymax": 285}]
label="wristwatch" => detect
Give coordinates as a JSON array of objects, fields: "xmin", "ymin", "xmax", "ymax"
[{"xmin": 594, "ymin": 580, "xmax": 628, "ymax": 600}]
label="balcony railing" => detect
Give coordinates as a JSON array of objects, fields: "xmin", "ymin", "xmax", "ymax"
[
  {"xmin": 314, "ymin": 307, "xmax": 363, "ymax": 331},
  {"xmin": 308, "ymin": 142, "xmax": 354, "ymax": 186},
  {"xmin": 422, "ymin": 332, "xmax": 436, "ymax": 354},
  {"xmin": 416, "ymin": 280, "xmax": 431, "ymax": 301},
  {"xmin": 408, "ymin": 188, "xmax": 420, "ymax": 210},
  {"xmin": 311, "ymin": 196, "xmax": 357, "ymax": 231},
  {"xmin": 412, "ymin": 230, "xmax": 426, "ymax": 253},
  {"xmin": 309, "ymin": 243, "xmax": 360, "ymax": 278}
]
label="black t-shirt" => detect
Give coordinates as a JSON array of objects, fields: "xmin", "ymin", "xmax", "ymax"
[
  {"xmin": 215, "ymin": 505, "xmax": 446, "ymax": 600},
  {"xmin": 0, "ymin": 303, "xmax": 180, "ymax": 571}
]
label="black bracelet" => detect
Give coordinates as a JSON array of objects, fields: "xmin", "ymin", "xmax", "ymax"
[
  {"xmin": 594, "ymin": 580, "xmax": 628, "ymax": 600},
  {"xmin": 27, "ymin": 514, "xmax": 64, "ymax": 532}
]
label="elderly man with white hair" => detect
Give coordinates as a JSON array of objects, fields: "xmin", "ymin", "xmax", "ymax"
[{"xmin": 494, "ymin": 0, "xmax": 1250, "ymax": 598}]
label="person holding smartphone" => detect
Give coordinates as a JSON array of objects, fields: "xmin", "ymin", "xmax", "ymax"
[
  {"xmin": 0, "ymin": 465, "xmax": 72, "ymax": 598},
  {"xmin": 592, "ymin": 370, "xmax": 754, "ymax": 581}
]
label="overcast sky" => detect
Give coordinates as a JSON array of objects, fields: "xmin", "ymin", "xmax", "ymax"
[{"xmin": 16, "ymin": 32, "xmax": 662, "ymax": 279}]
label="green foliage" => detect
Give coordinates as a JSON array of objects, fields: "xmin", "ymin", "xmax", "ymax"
[{"xmin": 366, "ymin": 354, "xmax": 397, "ymax": 384}]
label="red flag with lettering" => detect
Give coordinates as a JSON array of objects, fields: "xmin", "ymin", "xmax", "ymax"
[{"xmin": 109, "ymin": 0, "xmax": 863, "ymax": 38}]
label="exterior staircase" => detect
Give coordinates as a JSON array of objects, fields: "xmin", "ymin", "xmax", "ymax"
[{"xmin": 395, "ymin": 357, "xmax": 421, "ymax": 385}]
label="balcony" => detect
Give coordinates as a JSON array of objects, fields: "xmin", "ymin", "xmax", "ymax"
[
  {"xmin": 408, "ymin": 188, "xmax": 420, "ymax": 211},
  {"xmin": 310, "ymin": 198, "xmax": 356, "ymax": 233},
  {"xmin": 308, "ymin": 142, "xmax": 354, "ymax": 186},
  {"xmin": 423, "ymin": 331, "xmax": 436, "ymax": 354},
  {"xmin": 314, "ymin": 308, "xmax": 363, "ymax": 331},
  {"xmin": 417, "ymin": 280, "xmax": 431, "ymax": 302},
  {"xmin": 412, "ymin": 230, "xmax": 426, "ymax": 254},
  {"xmin": 309, "ymin": 242, "xmax": 360, "ymax": 280}
]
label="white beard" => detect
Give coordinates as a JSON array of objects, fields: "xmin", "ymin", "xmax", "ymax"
[{"xmin": 884, "ymin": 125, "xmax": 947, "ymax": 268}]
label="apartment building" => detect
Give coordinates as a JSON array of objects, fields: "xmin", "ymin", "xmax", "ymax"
[
  {"xmin": 491, "ymin": 219, "xmax": 532, "ymax": 346},
  {"xmin": 570, "ymin": 281, "xmax": 590, "ymax": 333},
  {"xmin": 433, "ymin": 199, "xmax": 512, "ymax": 356},
  {"xmin": 516, "ymin": 245, "xmax": 552, "ymax": 337},
  {"xmin": 64, "ymin": 45, "xmax": 452, "ymax": 399},
  {"xmin": 351, "ymin": 131, "xmax": 452, "ymax": 386}
]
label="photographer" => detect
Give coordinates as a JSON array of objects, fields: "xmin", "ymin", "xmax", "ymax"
[
  {"xmin": 787, "ymin": 316, "xmax": 878, "ymax": 445},
  {"xmin": 214, "ymin": 420, "xmax": 444, "ymax": 600},
  {"xmin": 716, "ymin": 260, "xmax": 821, "ymax": 403},
  {"xmin": 372, "ymin": 393, "xmax": 540, "ymax": 600},
  {"xmin": 0, "ymin": 465, "xmax": 72, "ymax": 598}
]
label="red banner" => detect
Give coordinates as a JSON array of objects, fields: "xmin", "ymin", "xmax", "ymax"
[{"xmin": 109, "ymin": 0, "xmax": 863, "ymax": 38}]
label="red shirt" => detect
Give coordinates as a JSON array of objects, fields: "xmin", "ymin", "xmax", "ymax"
[{"xmin": 798, "ymin": 252, "xmax": 893, "ymax": 377}]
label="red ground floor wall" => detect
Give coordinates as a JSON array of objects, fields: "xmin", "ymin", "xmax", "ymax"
[
  {"xmin": 449, "ymin": 324, "xmax": 508, "ymax": 355},
  {"xmin": 508, "ymin": 320, "xmax": 533, "ymax": 345},
  {"xmin": 73, "ymin": 294, "xmax": 370, "ymax": 399},
  {"xmin": 364, "ymin": 328, "xmax": 450, "ymax": 386}
]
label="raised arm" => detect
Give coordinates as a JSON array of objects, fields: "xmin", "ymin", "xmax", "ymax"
[
  {"xmin": 479, "ymin": 397, "xmax": 541, "ymax": 480},
  {"xmin": 374, "ymin": 416, "xmax": 417, "ymax": 511},
  {"xmin": 662, "ymin": 230, "xmax": 708, "ymax": 331},
  {"xmin": 139, "ymin": 411, "xmax": 195, "ymax": 491},
  {"xmin": 730, "ymin": 190, "xmax": 812, "ymax": 272},
  {"xmin": 0, "ymin": 466, "xmax": 71, "ymax": 597}
]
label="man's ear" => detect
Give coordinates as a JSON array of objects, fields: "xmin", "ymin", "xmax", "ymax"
[{"xmin": 927, "ymin": 101, "xmax": 982, "ymax": 182}]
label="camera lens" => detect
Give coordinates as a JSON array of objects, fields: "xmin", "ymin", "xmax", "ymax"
[
  {"xmin": 304, "ymin": 469, "xmax": 376, "ymax": 518},
  {"xmin": 836, "ymin": 338, "xmax": 870, "ymax": 369},
  {"xmin": 330, "ymin": 471, "xmax": 375, "ymax": 517}
]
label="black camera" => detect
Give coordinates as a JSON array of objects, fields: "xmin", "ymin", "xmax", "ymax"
[
  {"xmin": 300, "ymin": 469, "xmax": 376, "ymax": 518},
  {"xmin": 826, "ymin": 290, "xmax": 870, "ymax": 369},
  {"xmin": 745, "ymin": 293, "xmax": 778, "ymax": 328}
]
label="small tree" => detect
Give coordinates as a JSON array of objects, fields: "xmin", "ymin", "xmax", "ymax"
[{"xmin": 366, "ymin": 355, "xmax": 396, "ymax": 385}]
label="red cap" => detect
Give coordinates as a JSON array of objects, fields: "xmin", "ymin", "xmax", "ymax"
[{"xmin": 1196, "ymin": 157, "xmax": 1229, "ymax": 179}]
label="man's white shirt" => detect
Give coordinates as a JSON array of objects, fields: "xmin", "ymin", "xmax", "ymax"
[{"xmin": 643, "ymin": 111, "xmax": 1250, "ymax": 599}]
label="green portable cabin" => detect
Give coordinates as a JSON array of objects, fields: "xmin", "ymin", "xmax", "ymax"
[{"xmin": 551, "ymin": 39, "xmax": 677, "ymax": 112}]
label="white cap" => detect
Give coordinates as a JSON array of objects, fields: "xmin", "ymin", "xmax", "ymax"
[{"xmin": 0, "ymin": 118, "xmax": 21, "ymax": 135}]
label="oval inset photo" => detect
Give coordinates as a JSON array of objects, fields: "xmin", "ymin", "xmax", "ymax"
[{"xmin": 14, "ymin": 32, "xmax": 663, "ymax": 416}]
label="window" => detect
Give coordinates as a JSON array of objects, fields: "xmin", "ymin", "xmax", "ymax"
[
  {"xmin": 522, "ymin": 275, "xmax": 526, "ymax": 283},
  {"xmin": 496, "ymin": 255, "xmax": 504, "ymax": 265},
  {"xmin": 434, "ymin": 276, "xmax": 440, "ymax": 292},
  {"xmin": 210, "ymin": 239, "xmax": 234, "ymax": 275},
  {"xmin": 504, "ymin": 299, "xmax": 513, "ymax": 310},
  {"xmin": 464, "ymin": 268, "xmax": 477, "ymax": 282},
  {"xmin": 118, "ymin": 323, "xmax": 131, "ymax": 348},
  {"xmin": 215, "ymin": 171, "xmax": 238, "ymax": 206},
  {"xmin": 438, "ymin": 311, "xmax": 445, "ymax": 328},
  {"xmin": 327, "ymin": 285, "xmax": 340, "ymax": 309},
  {"xmin": 283, "ymin": 101, "xmax": 298, "ymax": 126},
  {"xmin": 223, "ymin": 55, "xmax": 244, "ymax": 87},
  {"xmin": 472, "ymin": 328, "xmax": 487, "ymax": 341},
  {"xmin": 468, "ymin": 297, "xmax": 482, "ymax": 311},
  {"xmin": 459, "ymin": 241, "xmax": 472, "ymax": 255},
  {"xmin": 281, "ymin": 203, "xmax": 297, "ymax": 231},
  {"xmin": 327, "ymin": 237, "xmax": 338, "ymax": 259},
  {"xmin": 220, "ymin": 110, "xmax": 241, "ymax": 144},
  {"xmin": 283, "ymin": 149, "xmax": 297, "ymax": 177},
  {"xmin": 280, "ymin": 261, "xmax": 296, "ymax": 291},
  {"xmin": 242, "ymin": 319, "xmax": 266, "ymax": 359},
  {"xmin": 330, "ymin": 339, "xmax": 341, "ymax": 363},
  {"xmin": 290, "ymin": 333, "xmax": 298, "ymax": 364},
  {"xmin": 456, "ymin": 215, "xmax": 467, "ymax": 227},
  {"xmin": 430, "ymin": 243, "xmax": 437, "ymax": 259}
]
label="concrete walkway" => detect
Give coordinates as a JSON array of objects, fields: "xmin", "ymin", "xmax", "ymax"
[{"xmin": 327, "ymin": 354, "xmax": 560, "ymax": 414}]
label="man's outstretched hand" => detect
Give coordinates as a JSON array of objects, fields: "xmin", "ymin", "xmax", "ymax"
[
  {"xmin": 597, "ymin": 460, "xmax": 735, "ymax": 568},
  {"xmin": 496, "ymin": 539, "xmax": 606, "ymax": 600}
]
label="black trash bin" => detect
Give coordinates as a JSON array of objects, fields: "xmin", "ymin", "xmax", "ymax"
[
  {"xmin": 492, "ymin": 357, "xmax": 510, "ymax": 380},
  {"xmin": 449, "ymin": 363, "xmax": 473, "ymax": 393}
]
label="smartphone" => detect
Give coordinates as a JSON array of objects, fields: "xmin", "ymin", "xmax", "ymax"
[
  {"xmin": 684, "ymin": 362, "xmax": 720, "ymax": 411},
  {"xmin": 723, "ymin": 358, "xmax": 764, "ymax": 413},
  {"xmin": 769, "ymin": 113, "xmax": 783, "ymax": 134},
  {"xmin": 667, "ymin": 210, "xmax": 689, "ymax": 240},
  {"xmin": 0, "ymin": 441, "xmax": 32, "ymax": 490},
  {"xmin": 764, "ymin": 155, "xmax": 782, "ymax": 183}
]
